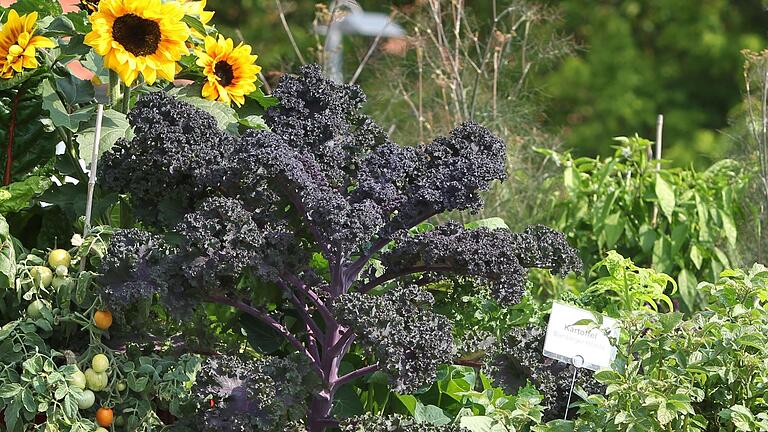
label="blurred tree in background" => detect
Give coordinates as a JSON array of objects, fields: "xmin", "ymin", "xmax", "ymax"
[
  {"xmin": 208, "ymin": 0, "xmax": 768, "ymax": 166},
  {"xmin": 541, "ymin": 0, "xmax": 767, "ymax": 167}
]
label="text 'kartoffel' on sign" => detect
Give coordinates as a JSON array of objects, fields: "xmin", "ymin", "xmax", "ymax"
[{"xmin": 542, "ymin": 301, "xmax": 620, "ymax": 371}]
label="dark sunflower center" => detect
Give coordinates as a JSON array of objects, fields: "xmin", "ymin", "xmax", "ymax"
[
  {"xmin": 214, "ymin": 61, "xmax": 235, "ymax": 87},
  {"xmin": 112, "ymin": 14, "xmax": 161, "ymax": 57}
]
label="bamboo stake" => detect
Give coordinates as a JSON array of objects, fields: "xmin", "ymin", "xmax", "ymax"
[{"xmin": 80, "ymin": 85, "xmax": 108, "ymax": 272}]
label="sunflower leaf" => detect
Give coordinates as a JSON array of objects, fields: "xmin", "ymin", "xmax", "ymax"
[
  {"xmin": 76, "ymin": 109, "xmax": 130, "ymax": 163},
  {"xmin": 8, "ymin": 0, "xmax": 62, "ymax": 17},
  {"xmin": 41, "ymin": 79, "xmax": 94, "ymax": 131},
  {"xmin": 182, "ymin": 15, "xmax": 207, "ymax": 37}
]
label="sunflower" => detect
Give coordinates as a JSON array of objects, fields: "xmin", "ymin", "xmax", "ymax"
[
  {"xmin": 196, "ymin": 35, "xmax": 261, "ymax": 107},
  {"xmin": 0, "ymin": 10, "xmax": 55, "ymax": 79},
  {"xmin": 84, "ymin": 0, "xmax": 190, "ymax": 85},
  {"xmin": 179, "ymin": 0, "xmax": 214, "ymax": 26}
]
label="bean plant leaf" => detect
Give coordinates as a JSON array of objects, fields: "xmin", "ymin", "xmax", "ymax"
[
  {"xmin": 414, "ymin": 403, "xmax": 451, "ymax": 425},
  {"xmin": 654, "ymin": 174, "xmax": 675, "ymax": 220},
  {"xmin": 459, "ymin": 416, "xmax": 495, "ymax": 431}
]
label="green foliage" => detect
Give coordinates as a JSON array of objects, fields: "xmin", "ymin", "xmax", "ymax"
[
  {"xmin": 541, "ymin": 135, "xmax": 750, "ymax": 311},
  {"xmin": 584, "ymin": 251, "xmax": 676, "ymax": 313},
  {"xmin": 542, "ymin": 0, "xmax": 766, "ymax": 167},
  {"xmin": 390, "ymin": 365, "xmax": 547, "ymax": 432},
  {"xmin": 0, "ymin": 176, "xmax": 52, "ymax": 215},
  {"xmin": 0, "ymin": 74, "xmax": 59, "ymax": 184},
  {"xmin": 563, "ymin": 264, "xmax": 768, "ymax": 431}
]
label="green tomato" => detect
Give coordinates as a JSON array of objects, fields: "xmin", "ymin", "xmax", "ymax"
[
  {"xmin": 55, "ymin": 265, "xmax": 68, "ymax": 277},
  {"xmin": 68, "ymin": 370, "xmax": 87, "ymax": 390},
  {"xmin": 114, "ymin": 415, "xmax": 125, "ymax": 427},
  {"xmin": 76, "ymin": 389, "xmax": 95, "ymax": 409},
  {"xmin": 84, "ymin": 368, "xmax": 108, "ymax": 391},
  {"xmin": 30, "ymin": 266, "xmax": 53, "ymax": 288},
  {"xmin": 96, "ymin": 428, "xmax": 109, "ymax": 432},
  {"xmin": 52, "ymin": 276, "xmax": 71, "ymax": 292},
  {"xmin": 116, "ymin": 381, "xmax": 126, "ymax": 392},
  {"xmin": 26, "ymin": 299, "xmax": 48, "ymax": 319},
  {"xmin": 91, "ymin": 354, "xmax": 109, "ymax": 373},
  {"xmin": 48, "ymin": 249, "xmax": 72, "ymax": 268}
]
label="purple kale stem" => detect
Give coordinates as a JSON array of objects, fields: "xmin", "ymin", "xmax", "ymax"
[
  {"xmin": 282, "ymin": 273, "xmax": 334, "ymax": 322},
  {"xmin": 333, "ymin": 364, "xmax": 380, "ymax": 390},
  {"xmin": 345, "ymin": 237, "xmax": 390, "ymax": 282},
  {"xmin": 358, "ymin": 264, "xmax": 455, "ymax": 293},
  {"xmin": 207, "ymin": 294, "xmax": 325, "ymax": 378},
  {"xmin": 345, "ymin": 211, "xmax": 439, "ymax": 283}
]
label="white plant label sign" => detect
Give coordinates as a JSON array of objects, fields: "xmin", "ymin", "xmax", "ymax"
[{"xmin": 542, "ymin": 302, "xmax": 620, "ymax": 371}]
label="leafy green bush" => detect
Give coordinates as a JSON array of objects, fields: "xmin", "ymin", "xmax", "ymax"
[
  {"xmin": 539, "ymin": 135, "xmax": 750, "ymax": 311},
  {"xmin": 569, "ymin": 264, "xmax": 768, "ymax": 431}
]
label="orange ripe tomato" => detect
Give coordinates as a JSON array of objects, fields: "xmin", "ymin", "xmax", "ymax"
[
  {"xmin": 93, "ymin": 310, "xmax": 113, "ymax": 330},
  {"xmin": 96, "ymin": 407, "xmax": 113, "ymax": 427}
]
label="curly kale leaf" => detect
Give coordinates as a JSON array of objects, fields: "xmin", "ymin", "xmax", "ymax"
[
  {"xmin": 175, "ymin": 196, "xmax": 306, "ymax": 290},
  {"xmin": 265, "ymin": 64, "xmax": 389, "ymax": 189},
  {"xmin": 97, "ymin": 228, "xmax": 173, "ymax": 311},
  {"xmin": 334, "ymin": 285, "xmax": 454, "ymax": 393},
  {"xmin": 486, "ymin": 325, "xmax": 604, "ymax": 420},
  {"xmin": 339, "ymin": 414, "xmax": 469, "ymax": 432},
  {"xmin": 99, "ymin": 91, "xmax": 236, "ymax": 227},
  {"xmin": 380, "ymin": 223, "xmax": 582, "ymax": 304},
  {"xmin": 394, "ymin": 122, "xmax": 507, "ymax": 227},
  {"xmin": 191, "ymin": 354, "xmax": 318, "ymax": 432}
]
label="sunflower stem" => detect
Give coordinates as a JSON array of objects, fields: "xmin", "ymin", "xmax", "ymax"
[
  {"xmin": 109, "ymin": 70, "xmax": 123, "ymax": 112},
  {"xmin": 121, "ymin": 84, "xmax": 132, "ymax": 113}
]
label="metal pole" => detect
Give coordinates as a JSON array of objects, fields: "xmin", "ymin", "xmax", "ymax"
[{"xmin": 564, "ymin": 355, "xmax": 584, "ymax": 420}]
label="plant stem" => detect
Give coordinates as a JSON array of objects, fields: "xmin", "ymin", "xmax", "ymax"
[
  {"xmin": 121, "ymin": 83, "xmax": 132, "ymax": 113},
  {"xmin": 109, "ymin": 70, "xmax": 122, "ymax": 110}
]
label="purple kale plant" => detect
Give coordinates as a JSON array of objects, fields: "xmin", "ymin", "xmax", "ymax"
[
  {"xmin": 486, "ymin": 325, "xmax": 604, "ymax": 420},
  {"xmin": 97, "ymin": 64, "xmax": 581, "ymax": 431}
]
